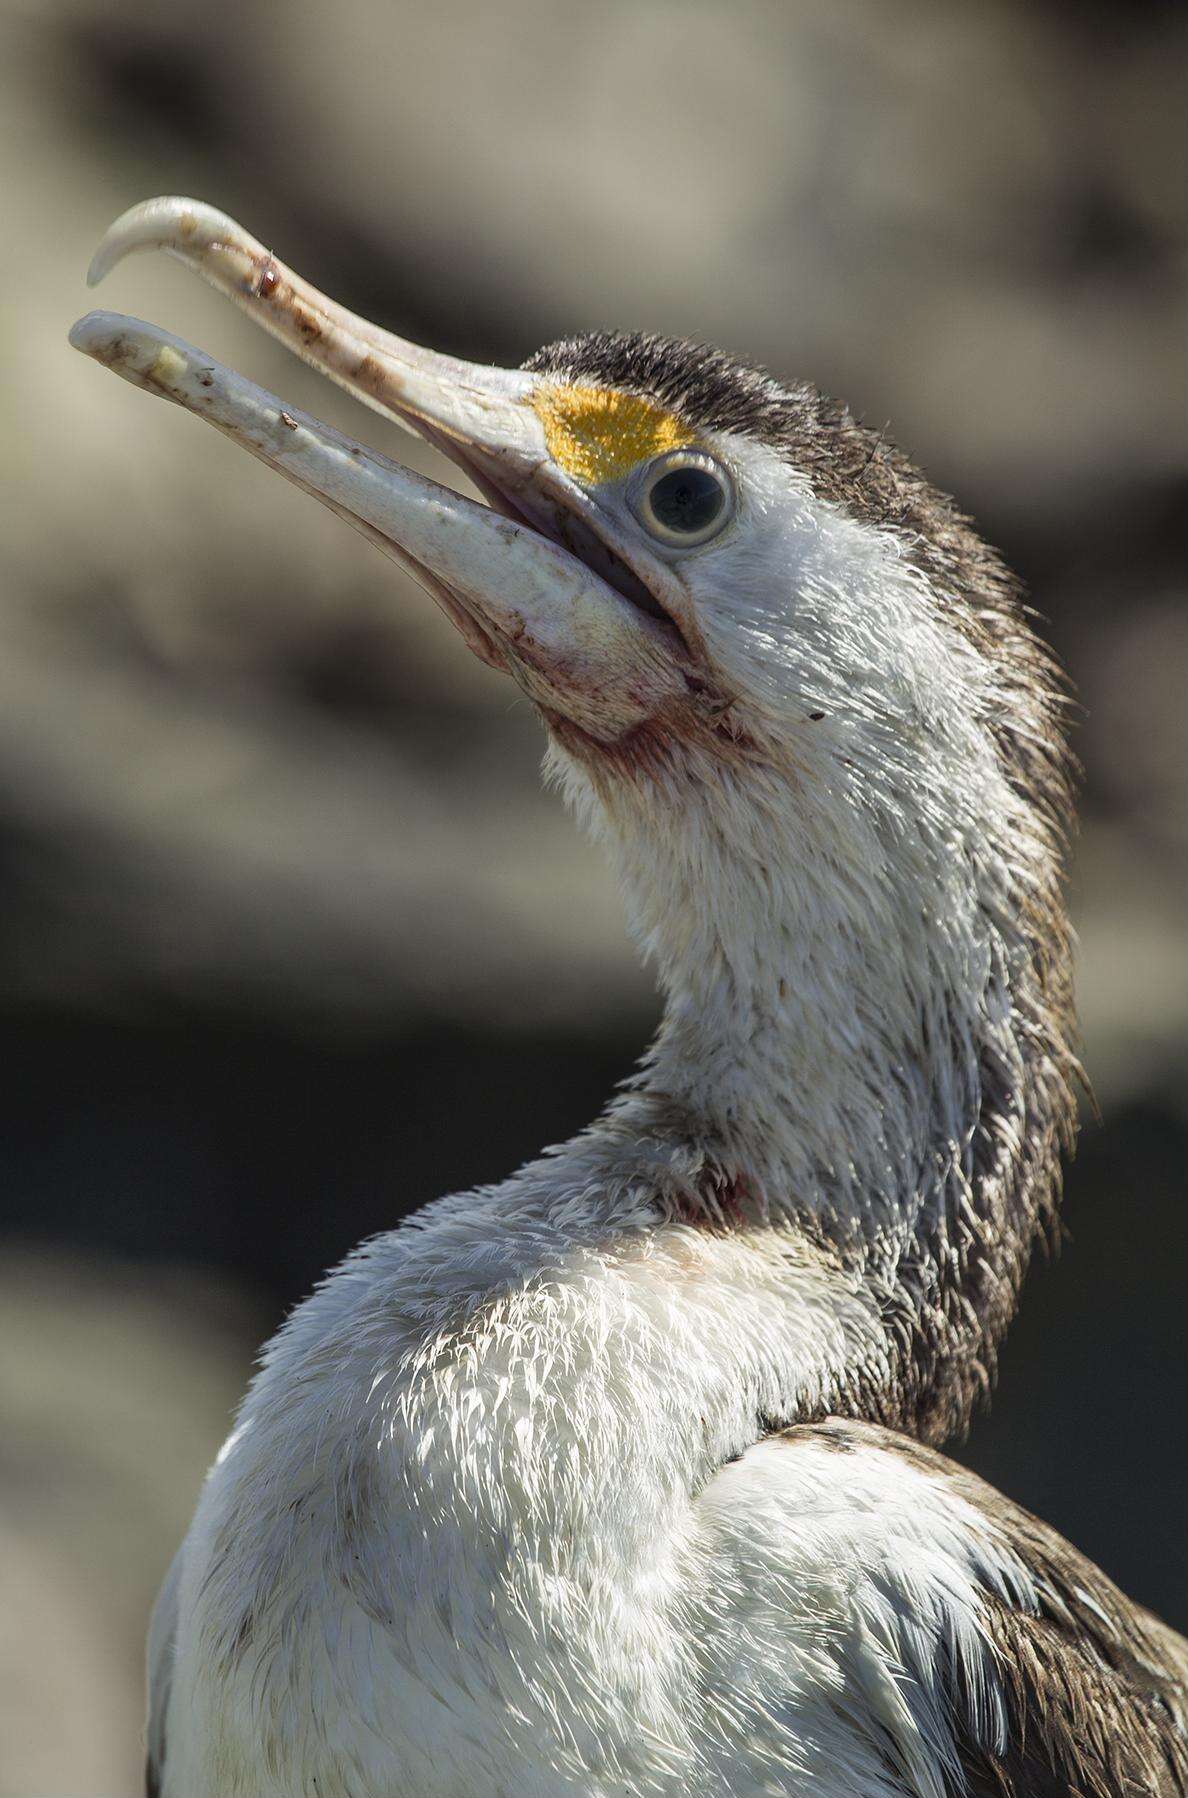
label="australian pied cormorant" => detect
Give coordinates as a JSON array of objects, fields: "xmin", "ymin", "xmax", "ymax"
[{"xmin": 71, "ymin": 198, "xmax": 1188, "ymax": 1798}]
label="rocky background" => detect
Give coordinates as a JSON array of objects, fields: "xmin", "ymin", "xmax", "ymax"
[{"xmin": 0, "ymin": 0, "xmax": 1184, "ymax": 1791}]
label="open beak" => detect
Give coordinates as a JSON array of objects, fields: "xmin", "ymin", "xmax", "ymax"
[{"xmin": 69, "ymin": 197, "xmax": 693, "ymax": 743}]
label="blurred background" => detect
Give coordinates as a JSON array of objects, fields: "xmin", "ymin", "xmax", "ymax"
[{"xmin": 0, "ymin": 0, "xmax": 1184, "ymax": 1789}]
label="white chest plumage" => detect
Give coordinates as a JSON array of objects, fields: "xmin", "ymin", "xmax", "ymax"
[{"xmin": 151, "ymin": 1170, "xmax": 1028, "ymax": 1798}]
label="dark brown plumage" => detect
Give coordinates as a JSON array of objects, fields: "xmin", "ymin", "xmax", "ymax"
[{"xmin": 794, "ymin": 1420, "xmax": 1188, "ymax": 1797}]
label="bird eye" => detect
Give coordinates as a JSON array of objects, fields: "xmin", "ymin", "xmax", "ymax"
[{"xmin": 630, "ymin": 452, "xmax": 733, "ymax": 548}]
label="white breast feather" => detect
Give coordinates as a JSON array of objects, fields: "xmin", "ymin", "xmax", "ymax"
[{"xmin": 154, "ymin": 1181, "xmax": 1026, "ymax": 1796}]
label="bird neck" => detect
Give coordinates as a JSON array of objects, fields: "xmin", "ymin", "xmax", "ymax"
[{"xmin": 553, "ymin": 727, "xmax": 1077, "ymax": 1442}]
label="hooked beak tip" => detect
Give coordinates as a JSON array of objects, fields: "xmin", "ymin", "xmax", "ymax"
[
  {"xmin": 69, "ymin": 198, "xmax": 700, "ymax": 747},
  {"xmin": 84, "ymin": 195, "xmax": 230, "ymax": 291}
]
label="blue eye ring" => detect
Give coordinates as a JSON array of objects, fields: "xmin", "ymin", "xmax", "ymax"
[{"xmin": 630, "ymin": 450, "xmax": 734, "ymax": 548}]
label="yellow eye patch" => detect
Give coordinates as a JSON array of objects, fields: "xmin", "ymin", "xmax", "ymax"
[{"xmin": 531, "ymin": 383, "xmax": 694, "ymax": 486}]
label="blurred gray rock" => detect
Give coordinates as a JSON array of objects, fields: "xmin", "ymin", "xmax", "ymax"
[{"xmin": 0, "ymin": 1250, "xmax": 259, "ymax": 1798}]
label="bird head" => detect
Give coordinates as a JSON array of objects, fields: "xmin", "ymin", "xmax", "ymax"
[
  {"xmin": 71, "ymin": 202, "xmax": 1067, "ymax": 955},
  {"xmin": 68, "ymin": 205, "xmax": 986, "ymax": 771}
]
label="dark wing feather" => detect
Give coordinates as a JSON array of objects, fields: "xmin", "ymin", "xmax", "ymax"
[
  {"xmin": 953, "ymin": 1503, "xmax": 1188, "ymax": 1796},
  {"xmin": 804, "ymin": 1421, "xmax": 1188, "ymax": 1798}
]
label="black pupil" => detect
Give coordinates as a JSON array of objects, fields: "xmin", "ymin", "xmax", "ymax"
[{"xmin": 648, "ymin": 465, "xmax": 724, "ymax": 534}]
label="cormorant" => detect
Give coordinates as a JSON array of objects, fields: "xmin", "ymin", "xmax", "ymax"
[{"xmin": 71, "ymin": 198, "xmax": 1188, "ymax": 1798}]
